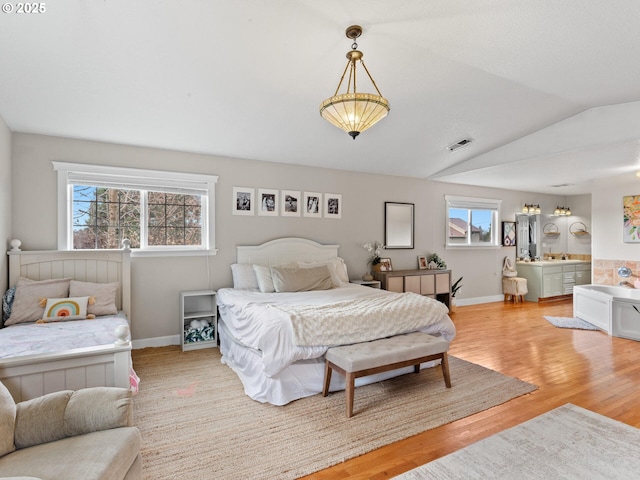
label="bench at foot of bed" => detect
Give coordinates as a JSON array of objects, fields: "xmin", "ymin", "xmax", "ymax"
[{"xmin": 322, "ymin": 332, "xmax": 451, "ymax": 417}]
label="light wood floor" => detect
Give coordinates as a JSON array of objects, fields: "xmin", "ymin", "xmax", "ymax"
[{"xmin": 301, "ymin": 299, "xmax": 640, "ymax": 480}]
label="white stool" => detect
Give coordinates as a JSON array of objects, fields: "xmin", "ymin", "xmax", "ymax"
[{"xmin": 502, "ymin": 277, "xmax": 528, "ymax": 303}]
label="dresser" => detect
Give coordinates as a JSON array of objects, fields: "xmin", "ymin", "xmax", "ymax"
[{"xmin": 373, "ymin": 269, "xmax": 451, "ymax": 307}]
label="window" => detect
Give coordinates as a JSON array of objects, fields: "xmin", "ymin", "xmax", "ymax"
[
  {"xmin": 53, "ymin": 162, "xmax": 218, "ymax": 255},
  {"xmin": 445, "ymin": 195, "xmax": 501, "ymax": 248}
]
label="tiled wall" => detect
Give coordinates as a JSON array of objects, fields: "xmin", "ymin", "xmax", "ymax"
[{"xmin": 593, "ymin": 259, "xmax": 640, "ymax": 286}]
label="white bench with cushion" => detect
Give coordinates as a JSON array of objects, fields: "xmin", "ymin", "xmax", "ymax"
[{"xmin": 322, "ymin": 331, "xmax": 451, "ymax": 417}]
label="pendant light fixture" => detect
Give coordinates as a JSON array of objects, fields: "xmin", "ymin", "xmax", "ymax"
[{"xmin": 319, "ymin": 25, "xmax": 390, "ymax": 139}]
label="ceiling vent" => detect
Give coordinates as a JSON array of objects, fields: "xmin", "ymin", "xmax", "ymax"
[{"xmin": 447, "ymin": 138, "xmax": 473, "ymax": 152}]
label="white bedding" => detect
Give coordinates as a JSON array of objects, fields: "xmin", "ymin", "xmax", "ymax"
[
  {"xmin": 216, "ymin": 284, "xmax": 456, "ymax": 378},
  {"xmin": 0, "ymin": 313, "xmax": 129, "ymax": 359}
]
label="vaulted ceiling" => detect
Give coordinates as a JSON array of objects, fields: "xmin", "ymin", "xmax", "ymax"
[{"xmin": 2, "ymin": 1, "xmax": 640, "ymax": 195}]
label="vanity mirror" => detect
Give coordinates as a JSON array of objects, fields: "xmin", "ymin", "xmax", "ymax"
[{"xmin": 385, "ymin": 202, "xmax": 414, "ymax": 249}]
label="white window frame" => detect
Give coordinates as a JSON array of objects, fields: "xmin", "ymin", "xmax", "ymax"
[
  {"xmin": 445, "ymin": 195, "xmax": 501, "ymax": 248},
  {"xmin": 53, "ymin": 161, "xmax": 218, "ymax": 257}
]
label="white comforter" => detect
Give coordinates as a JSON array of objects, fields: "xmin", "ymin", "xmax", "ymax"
[
  {"xmin": 216, "ymin": 284, "xmax": 456, "ymax": 377},
  {"xmin": 0, "ymin": 314, "xmax": 129, "ymax": 359}
]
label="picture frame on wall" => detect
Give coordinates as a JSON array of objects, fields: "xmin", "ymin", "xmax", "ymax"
[
  {"xmin": 324, "ymin": 193, "xmax": 342, "ymax": 218},
  {"xmin": 303, "ymin": 191, "xmax": 322, "ymax": 218},
  {"xmin": 623, "ymin": 195, "xmax": 640, "ymax": 242},
  {"xmin": 233, "ymin": 186, "xmax": 254, "ymax": 216},
  {"xmin": 257, "ymin": 188, "xmax": 279, "ymax": 216},
  {"xmin": 502, "ymin": 221, "xmax": 516, "ymax": 246},
  {"xmin": 281, "ymin": 190, "xmax": 301, "ymax": 217}
]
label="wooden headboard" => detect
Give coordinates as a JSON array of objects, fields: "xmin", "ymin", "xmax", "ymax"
[
  {"xmin": 237, "ymin": 237, "xmax": 339, "ymax": 266},
  {"xmin": 7, "ymin": 247, "xmax": 131, "ymax": 318}
]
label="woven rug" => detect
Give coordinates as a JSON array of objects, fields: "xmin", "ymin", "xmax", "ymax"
[
  {"xmin": 395, "ymin": 403, "xmax": 640, "ymax": 479},
  {"xmin": 544, "ymin": 316, "xmax": 600, "ymax": 330},
  {"xmin": 132, "ymin": 346, "xmax": 536, "ymax": 480}
]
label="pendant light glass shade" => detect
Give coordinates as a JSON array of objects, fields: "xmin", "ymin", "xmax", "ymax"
[{"xmin": 320, "ymin": 26, "xmax": 390, "ymax": 139}]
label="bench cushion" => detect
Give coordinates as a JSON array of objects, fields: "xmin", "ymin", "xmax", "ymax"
[{"xmin": 325, "ymin": 332, "xmax": 449, "ymax": 372}]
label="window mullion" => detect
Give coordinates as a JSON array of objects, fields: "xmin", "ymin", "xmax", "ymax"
[{"xmin": 140, "ymin": 190, "xmax": 149, "ymax": 249}]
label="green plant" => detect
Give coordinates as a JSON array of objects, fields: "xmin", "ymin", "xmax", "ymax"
[
  {"xmin": 451, "ymin": 276, "xmax": 463, "ymax": 298},
  {"xmin": 427, "ymin": 253, "xmax": 447, "ymax": 269}
]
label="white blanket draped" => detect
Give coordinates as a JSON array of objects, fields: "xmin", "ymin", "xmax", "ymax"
[{"xmin": 272, "ymin": 292, "xmax": 450, "ymax": 347}]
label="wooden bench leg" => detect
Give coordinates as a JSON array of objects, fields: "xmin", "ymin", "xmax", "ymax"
[
  {"xmin": 441, "ymin": 353, "xmax": 451, "ymax": 388},
  {"xmin": 346, "ymin": 372, "xmax": 355, "ymax": 418},
  {"xmin": 322, "ymin": 361, "xmax": 332, "ymax": 397}
]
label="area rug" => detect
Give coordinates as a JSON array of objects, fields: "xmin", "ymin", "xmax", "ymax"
[
  {"xmin": 132, "ymin": 346, "xmax": 536, "ymax": 480},
  {"xmin": 544, "ymin": 316, "xmax": 599, "ymax": 330},
  {"xmin": 394, "ymin": 403, "xmax": 640, "ymax": 479}
]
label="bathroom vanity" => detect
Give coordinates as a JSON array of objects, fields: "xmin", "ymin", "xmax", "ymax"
[{"xmin": 516, "ymin": 260, "xmax": 591, "ymax": 302}]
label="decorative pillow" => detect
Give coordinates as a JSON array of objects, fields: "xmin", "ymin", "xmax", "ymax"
[
  {"xmin": 298, "ymin": 257, "xmax": 349, "ymax": 287},
  {"xmin": 38, "ymin": 296, "xmax": 93, "ymax": 323},
  {"xmin": 270, "ymin": 265, "xmax": 333, "ymax": 293},
  {"xmin": 0, "ymin": 380, "xmax": 16, "ymax": 457},
  {"xmin": 253, "ymin": 264, "xmax": 275, "ymax": 293},
  {"xmin": 2, "ymin": 286, "xmax": 16, "ymax": 328},
  {"xmin": 230, "ymin": 264, "xmax": 259, "ymax": 290},
  {"xmin": 64, "ymin": 387, "xmax": 133, "ymax": 436},
  {"xmin": 14, "ymin": 390, "xmax": 73, "ymax": 449},
  {"xmin": 5, "ymin": 278, "xmax": 71, "ymax": 326},
  {"xmin": 69, "ymin": 280, "xmax": 119, "ymax": 316}
]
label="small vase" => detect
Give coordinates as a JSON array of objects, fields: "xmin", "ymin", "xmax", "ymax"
[
  {"xmin": 372, "ymin": 264, "xmax": 383, "ymax": 272},
  {"xmin": 362, "ymin": 272, "xmax": 373, "ymax": 281}
]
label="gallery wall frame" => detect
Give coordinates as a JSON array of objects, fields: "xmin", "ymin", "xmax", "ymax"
[
  {"xmin": 257, "ymin": 188, "xmax": 279, "ymax": 216},
  {"xmin": 233, "ymin": 186, "xmax": 255, "ymax": 215},
  {"xmin": 304, "ymin": 191, "xmax": 322, "ymax": 218},
  {"xmin": 281, "ymin": 190, "xmax": 301, "ymax": 217},
  {"xmin": 324, "ymin": 193, "xmax": 342, "ymax": 219}
]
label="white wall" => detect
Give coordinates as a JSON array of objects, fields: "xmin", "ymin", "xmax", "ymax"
[
  {"xmin": 592, "ymin": 177, "xmax": 640, "ymax": 261},
  {"xmin": 10, "ymin": 132, "xmax": 579, "ymax": 344},
  {"xmin": 0, "ymin": 116, "xmax": 11, "ymax": 294}
]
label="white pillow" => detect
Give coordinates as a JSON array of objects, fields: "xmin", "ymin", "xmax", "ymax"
[
  {"xmin": 230, "ymin": 264, "xmax": 259, "ymax": 290},
  {"xmin": 253, "ymin": 265, "xmax": 275, "ymax": 293},
  {"xmin": 298, "ymin": 257, "xmax": 349, "ymax": 287}
]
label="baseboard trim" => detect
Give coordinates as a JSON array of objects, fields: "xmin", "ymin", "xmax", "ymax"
[
  {"xmin": 455, "ymin": 295, "xmax": 504, "ymax": 307},
  {"xmin": 132, "ymin": 335, "xmax": 180, "ymax": 350}
]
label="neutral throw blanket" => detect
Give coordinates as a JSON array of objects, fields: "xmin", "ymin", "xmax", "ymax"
[{"xmin": 271, "ymin": 292, "xmax": 450, "ymax": 347}]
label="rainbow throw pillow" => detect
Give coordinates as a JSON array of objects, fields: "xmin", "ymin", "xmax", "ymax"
[{"xmin": 38, "ymin": 296, "xmax": 94, "ymax": 323}]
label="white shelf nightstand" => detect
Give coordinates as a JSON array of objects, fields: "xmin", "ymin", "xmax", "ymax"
[{"xmin": 180, "ymin": 290, "xmax": 217, "ymax": 351}]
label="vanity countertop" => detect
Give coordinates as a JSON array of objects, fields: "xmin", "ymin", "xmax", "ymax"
[{"xmin": 516, "ymin": 259, "xmax": 591, "ymax": 267}]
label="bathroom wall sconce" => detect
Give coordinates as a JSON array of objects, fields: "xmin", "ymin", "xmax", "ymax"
[
  {"xmin": 522, "ymin": 203, "xmax": 541, "ymax": 214},
  {"xmin": 554, "ymin": 206, "xmax": 571, "ymax": 216}
]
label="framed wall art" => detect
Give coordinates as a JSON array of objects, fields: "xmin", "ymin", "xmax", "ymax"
[
  {"xmin": 502, "ymin": 221, "xmax": 516, "ymax": 246},
  {"xmin": 281, "ymin": 190, "xmax": 301, "ymax": 217},
  {"xmin": 257, "ymin": 188, "xmax": 279, "ymax": 216},
  {"xmin": 623, "ymin": 195, "xmax": 640, "ymax": 242},
  {"xmin": 233, "ymin": 187, "xmax": 254, "ymax": 216},
  {"xmin": 324, "ymin": 193, "xmax": 342, "ymax": 218},
  {"xmin": 303, "ymin": 191, "xmax": 322, "ymax": 218}
]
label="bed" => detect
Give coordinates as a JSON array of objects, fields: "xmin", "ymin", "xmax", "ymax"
[
  {"xmin": 1, "ymin": 246, "xmax": 134, "ymax": 402},
  {"xmin": 217, "ymin": 237, "xmax": 456, "ymax": 405}
]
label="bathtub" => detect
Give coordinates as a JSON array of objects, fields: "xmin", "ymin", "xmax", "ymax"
[{"xmin": 573, "ymin": 284, "xmax": 640, "ymax": 341}]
